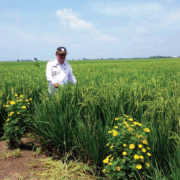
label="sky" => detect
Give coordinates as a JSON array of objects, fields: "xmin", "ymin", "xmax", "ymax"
[{"xmin": 0, "ymin": 0, "xmax": 180, "ymax": 61}]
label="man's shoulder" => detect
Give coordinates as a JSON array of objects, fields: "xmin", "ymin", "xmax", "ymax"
[
  {"xmin": 47, "ymin": 59, "xmax": 57, "ymax": 65},
  {"xmin": 65, "ymin": 61, "xmax": 72, "ymax": 67}
]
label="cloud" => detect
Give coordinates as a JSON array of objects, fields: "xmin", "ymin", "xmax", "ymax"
[
  {"xmin": 135, "ymin": 26, "xmax": 149, "ymax": 34},
  {"xmin": 56, "ymin": 9, "xmax": 115, "ymax": 42}
]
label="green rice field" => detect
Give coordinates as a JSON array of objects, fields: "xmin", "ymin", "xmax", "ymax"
[{"xmin": 0, "ymin": 58, "xmax": 180, "ymax": 179}]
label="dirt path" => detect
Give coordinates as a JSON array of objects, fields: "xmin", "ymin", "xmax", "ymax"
[{"xmin": 0, "ymin": 139, "xmax": 45, "ymax": 180}]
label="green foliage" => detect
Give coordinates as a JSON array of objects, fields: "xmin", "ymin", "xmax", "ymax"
[
  {"xmin": 103, "ymin": 115, "xmax": 151, "ymax": 179},
  {"xmin": 3, "ymin": 94, "xmax": 32, "ymax": 148}
]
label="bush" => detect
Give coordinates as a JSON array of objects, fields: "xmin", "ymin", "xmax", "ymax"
[
  {"xmin": 3, "ymin": 94, "xmax": 32, "ymax": 148},
  {"xmin": 103, "ymin": 115, "xmax": 151, "ymax": 180}
]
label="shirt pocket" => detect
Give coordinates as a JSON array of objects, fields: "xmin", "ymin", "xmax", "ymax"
[{"xmin": 52, "ymin": 67, "xmax": 60, "ymax": 76}]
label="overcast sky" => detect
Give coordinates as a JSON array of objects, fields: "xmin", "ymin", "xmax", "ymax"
[{"xmin": 0, "ymin": 0, "xmax": 180, "ymax": 61}]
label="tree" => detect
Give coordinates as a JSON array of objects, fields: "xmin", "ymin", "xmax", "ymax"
[
  {"xmin": 34, "ymin": 58, "xmax": 38, "ymax": 61},
  {"xmin": 17, "ymin": 59, "xmax": 20, "ymax": 62}
]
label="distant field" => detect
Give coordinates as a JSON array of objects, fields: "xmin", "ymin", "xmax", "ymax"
[{"xmin": 0, "ymin": 58, "xmax": 180, "ymax": 179}]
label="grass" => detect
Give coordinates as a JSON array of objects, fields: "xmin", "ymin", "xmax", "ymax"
[{"xmin": 0, "ymin": 58, "xmax": 180, "ymax": 179}]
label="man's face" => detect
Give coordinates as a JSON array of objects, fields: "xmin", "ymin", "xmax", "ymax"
[{"xmin": 56, "ymin": 53, "xmax": 66, "ymax": 63}]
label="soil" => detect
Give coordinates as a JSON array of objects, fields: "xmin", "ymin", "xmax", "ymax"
[{"xmin": 0, "ymin": 138, "xmax": 46, "ymax": 180}]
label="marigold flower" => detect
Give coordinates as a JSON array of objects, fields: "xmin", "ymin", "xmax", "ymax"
[
  {"xmin": 110, "ymin": 146, "xmax": 114, "ymax": 149},
  {"xmin": 109, "ymin": 162, "xmax": 112, "ymax": 165},
  {"xmin": 147, "ymin": 153, "xmax": 151, "ymax": 156},
  {"xmin": 136, "ymin": 164, "xmax": 142, "ymax": 170},
  {"xmin": 7, "ymin": 119, "xmax": 10, "ymax": 122},
  {"xmin": 110, "ymin": 157, "xmax": 114, "ymax": 162},
  {"xmin": 114, "ymin": 126, "xmax": 118, "ymax": 129},
  {"xmin": 144, "ymin": 128, "xmax": 150, "ymax": 133},
  {"xmin": 133, "ymin": 122, "xmax": 139, "ymax": 125},
  {"xmin": 134, "ymin": 154, "xmax": 139, "ymax": 159},
  {"xmin": 108, "ymin": 131, "xmax": 112, "ymax": 133},
  {"xmin": 25, "ymin": 99, "xmax": 29, "ymax": 102},
  {"xmin": 113, "ymin": 130, "xmax": 118, "ymax": 137},
  {"xmin": 142, "ymin": 148, "xmax": 146, "ymax": 153},
  {"xmin": 102, "ymin": 169, "xmax": 106, "ymax": 173},
  {"xmin": 20, "ymin": 95, "xmax": 23, "ymax": 97},
  {"xmin": 29, "ymin": 98, "xmax": 32, "ymax": 100},
  {"xmin": 10, "ymin": 101, "xmax": 15, "ymax": 105},
  {"xmin": 122, "ymin": 151, "xmax": 127, "ymax": 155},
  {"xmin": 129, "ymin": 144, "xmax": 135, "ymax": 149},
  {"xmin": 17, "ymin": 112, "xmax": 20, "ymax": 114},
  {"xmin": 15, "ymin": 94, "xmax": 18, "ymax": 97},
  {"xmin": 116, "ymin": 166, "xmax": 121, "ymax": 171},
  {"xmin": 123, "ymin": 144, "xmax": 126, "ymax": 147},
  {"xmin": 138, "ymin": 123, "xmax": 142, "ymax": 126},
  {"xmin": 129, "ymin": 118, "xmax": 133, "ymax": 121},
  {"xmin": 138, "ymin": 135, "xmax": 143, "ymax": 138},
  {"xmin": 145, "ymin": 163, "xmax": 150, "ymax": 167},
  {"xmin": 5, "ymin": 105, "xmax": 9, "ymax": 108},
  {"xmin": 138, "ymin": 144, "xmax": 143, "ymax": 148},
  {"xmin": 115, "ymin": 117, "xmax": 119, "ymax": 121},
  {"xmin": 128, "ymin": 128, "xmax": 133, "ymax": 132},
  {"xmin": 139, "ymin": 156, "xmax": 144, "ymax": 160},
  {"xmin": 106, "ymin": 143, "xmax": 109, "ymax": 146},
  {"xmin": 147, "ymin": 147, "xmax": 150, "ymax": 150},
  {"xmin": 22, "ymin": 106, "xmax": 26, "ymax": 109},
  {"xmin": 103, "ymin": 159, "xmax": 109, "ymax": 164},
  {"xmin": 6, "ymin": 123, "xmax": 9, "ymax": 125},
  {"xmin": 142, "ymin": 140, "xmax": 148, "ymax": 145}
]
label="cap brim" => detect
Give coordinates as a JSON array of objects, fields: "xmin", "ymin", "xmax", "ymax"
[{"xmin": 56, "ymin": 50, "xmax": 68, "ymax": 54}]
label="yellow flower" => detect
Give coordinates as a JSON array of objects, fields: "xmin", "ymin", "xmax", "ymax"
[
  {"xmin": 21, "ymin": 106, "xmax": 26, "ymax": 109},
  {"xmin": 17, "ymin": 112, "xmax": 20, "ymax": 114},
  {"xmin": 142, "ymin": 140, "xmax": 148, "ymax": 145},
  {"xmin": 113, "ymin": 130, "xmax": 118, "ymax": 137},
  {"xmin": 138, "ymin": 144, "xmax": 143, "ymax": 148},
  {"xmin": 109, "ymin": 162, "xmax": 112, "ymax": 165},
  {"xmin": 25, "ymin": 99, "xmax": 29, "ymax": 102},
  {"xmin": 134, "ymin": 154, "xmax": 139, "ymax": 159},
  {"xmin": 129, "ymin": 118, "xmax": 133, "ymax": 121},
  {"xmin": 15, "ymin": 94, "xmax": 18, "ymax": 97},
  {"xmin": 20, "ymin": 95, "xmax": 23, "ymax": 97},
  {"xmin": 7, "ymin": 119, "xmax": 10, "ymax": 122},
  {"xmin": 138, "ymin": 135, "xmax": 143, "ymax": 138},
  {"xmin": 110, "ymin": 146, "xmax": 114, "ymax": 149},
  {"xmin": 103, "ymin": 159, "xmax": 109, "ymax": 164},
  {"xmin": 6, "ymin": 123, "xmax": 9, "ymax": 125},
  {"xmin": 29, "ymin": 98, "xmax": 32, "ymax": 100},
  {"xmin": 147, "ymin": 147, "xmax": 150, "ymax": 150},
  {"xmin": 123, "ymin": 144, "xmax": 126, "ymax": 147},
  {"xmin": 144, "ymin": 128, "xmax": 150, "ymax": 133},
  {"xmin": 133, "ymin": 122, "xmax": 139, "ymax": 125},
  {"xmin": 123, "ymin": 159, "xmax": 126, "ymax": 163},
  {"xmin": 116, "ymin": 166, "xmax": 121, "ymax": 171},
  {"xmin": 147, "ymin": 153, "xmax": 151, "ymax": 156},
  {"xmin": 108, "ymin": 131, "xmax": 112, "ymax": 133},
  {"xmin": 10, "ymin": 101, "xmax": 15, "ymax": 105},
  {"xmin": 5, "ymin": 105, "xmax": 9, "ymax": 108},
  {"xmin": 110, "ymin": 157, "xmax": 114, "ymax": 162},
  {"xmin": 136, "ymin": 164, "xmax": 142, "ymax": 170},
  {"xmin": 114, "ymin": 126, "xmax": 118, "ymax": 129},
  {"xmin": 102, "ymin": 169, "xmax": 106, "ymax": 173},
  {"xmin": 142, "ymin": 148, "xmax": 146, "ymax": 153},
  {"xmin": 17, "ymin": 99, "xmax": 22, "ymax": 102},
  {"xmin": 145, "ymin": 163, "xmax": 150, "ymax": 167},
  {"xmin": 129, "ymin": 144, "xmax": 135, "ymax": 149},
  {"xmin": 106, "ymin": 143, "xmax": 109, "ymax": 146},
  {"xmin": 128, "ymin": 128, "xmax": 133, "ymax": 132},
  {"xmin": 122, "ymin": 151, "xmax": 127, "ymax": 155},
  {"xmin": 139, "ymin": 156, "xmax": 144, "ymax": 160},
  {"xmin": 115, "ymin": 117, "xmax": 119, "ymax": 121},
  {"xmin": 138, "ymin": 123, "xmax": 142, "ymax": 126}
]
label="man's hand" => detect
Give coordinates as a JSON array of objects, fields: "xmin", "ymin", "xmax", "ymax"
[{"xmin": 54, "ymin": 83, "xmax": 59, "ymax": 88}]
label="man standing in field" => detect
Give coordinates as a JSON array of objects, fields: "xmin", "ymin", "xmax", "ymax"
[{"xmin": 46, "ymin": 47, "xmax": 77, "ymax": 94}]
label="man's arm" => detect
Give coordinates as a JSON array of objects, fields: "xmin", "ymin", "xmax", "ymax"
[
  {"xmin": 68, "ymin": 66, "xmax": 77, "ymax": 85},
  {"xmin": 46, "ymin": 62, "xmax": 59, "ymax": 87}
]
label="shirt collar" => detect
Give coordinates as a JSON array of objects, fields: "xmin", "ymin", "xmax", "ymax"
[{"xmin": 55, "ymin": 59, "xmax": 66, "ymax": 66}]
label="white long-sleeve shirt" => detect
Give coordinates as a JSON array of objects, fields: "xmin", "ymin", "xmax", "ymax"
[{"xmin": 46, "ymin": 59, "xmax": 77, "ymax": 86}]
